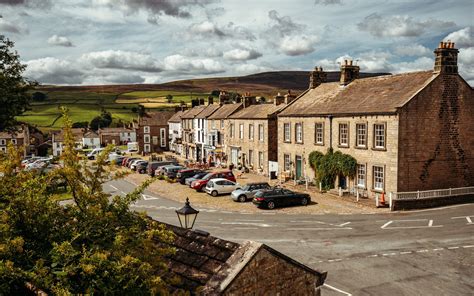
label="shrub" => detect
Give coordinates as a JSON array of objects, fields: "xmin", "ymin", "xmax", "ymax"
[{"xmin": 309, "ymin": 148, "xmax": 357, "ymax": 190}]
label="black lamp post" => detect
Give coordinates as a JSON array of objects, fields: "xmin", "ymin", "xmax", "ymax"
[{"xmin": 175, "ymin": 198, "xmax": 199, "ymax": 229}]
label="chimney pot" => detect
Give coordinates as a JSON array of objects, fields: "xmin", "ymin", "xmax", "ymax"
[{"xmin": 434, "ymin": 40, "xmax": 459, "ymax": 74}]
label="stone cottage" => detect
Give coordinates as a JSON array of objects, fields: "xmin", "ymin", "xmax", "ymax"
[
  {"xmin": 162, "ymin": 223, "xmax": 326, "ymax": 295},
  {"xmin": 277, "ymin": 41, "xmax": 474, "ymax": 198},
  {"xmin": 180, "ymin": 105, "xmax": 206, "ymax": 160},
  {"xmin": 0, "ymin": 125, "xmax": 30, "ymax": 155}
]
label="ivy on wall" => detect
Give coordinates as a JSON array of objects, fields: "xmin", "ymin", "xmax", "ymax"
[{"xmin": 309, "ymin": 148, "xmax": 357, "ymax": 189}]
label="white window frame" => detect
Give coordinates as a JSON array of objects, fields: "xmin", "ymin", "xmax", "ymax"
[
  {"xmin": 258, "ymin": 124, "xmax": 264, "ymax": 142},
  {"xmin": 284, "ymin": 123, "xmax": 291, "ymax": 142},
  {"xmin": 248, "ymin": 150, "xmax": 253, "ymax": 166},
  {"xmin": 373, "ymin": 166, "xmax": 384, "ymax": 191},
  {"xmin": 143, "ymin": 126, "xmax": 150, "ymax": 133},
  {"xmin": 0, "ymin": 139, "xmax": 6, "ymax": 146},
  {"xmin": 239, "ymin": 124, "xmax": 244, "ymax": 139},
  {"xmin": 144, "ymin": 144, "xmax": 151, "ymax": 153},
  {"xmin": 249, "ymin": 124, "xmax": 254, "ymax": 140},
  {"xmin": 356, "ymin": 123, "xmax": 367, "ymax": 147},
  {"xmin": 357, "ymin": 164, "xmax": 366, "ymax": 188},
  {"xmin": 339, "ymin": 123, "xmax": 349, "ymax": 146},
  {"xmin": 160, "ymin": 128, "xmax": 166, "ymax": 147},
  {"xmin": 144, "ymin": 134, "xmax": 150, "ymax": 143},
  {"xmin": 284, "ymin": 154, "xmax": 291, "ymax": 171},
  {"xmin": 11, "ymin": 139, "xmax": 17, "ymax": 145},
  {"xmin": 315, "ymin": 123, "xmax": 324, "ymax": 145},
  {"xmin": 374, "ymin": 124, "xmax": 386, "ymax": 149},
  {"xmin": 258, "ymin": 151, "xmax": 264, "ymax": 169},
  {"xmin": 295, "ymin": 123, "xmax": 303, "ymax": 144},
  {"xmin": 230, "ymin": 123, "xmax": 234, "ymax": 138}
]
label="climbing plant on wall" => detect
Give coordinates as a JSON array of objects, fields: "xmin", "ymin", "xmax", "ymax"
[{"xmin": 309, "ymin": 148, "xmax": 357, "ymax": 189}]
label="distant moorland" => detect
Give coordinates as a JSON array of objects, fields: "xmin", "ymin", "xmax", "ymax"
[{"xmin": 18, "ymin": 71, "xmax": 389, "ymax": 131}]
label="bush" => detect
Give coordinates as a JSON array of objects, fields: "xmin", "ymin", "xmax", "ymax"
[{"xmin": 309, "ymin": 148, "xmax": 357, "ymax": 190}]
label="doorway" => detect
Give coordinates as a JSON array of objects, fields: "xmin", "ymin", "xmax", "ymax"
[{"xmin": 295, "ymin": 155, "xmax": 302, "ymax": 180}]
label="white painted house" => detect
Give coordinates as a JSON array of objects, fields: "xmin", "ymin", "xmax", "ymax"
[
  {"xmin": 168, "ymin": 110, "xmax": 185, "ymax": 154},
  {"xmin": 194, "ymin": 104, "xmax": 220, "ymax": 162}
]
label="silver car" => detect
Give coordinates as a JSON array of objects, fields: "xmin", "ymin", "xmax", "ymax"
[
  {"xmin": 205, "ymin": 178, "xmax": 241, "ymax": 197},
  {"xmin": 231, "ymin": 182, "xmax": 271, "ymax": 202}
]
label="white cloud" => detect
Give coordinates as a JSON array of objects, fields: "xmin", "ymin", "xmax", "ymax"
[
  {"xmin": 444, "ymin": 27, "xmax": 474, "ymax": 48},
  {"xmin": 25, "ymin": 57, "xmax": 84, "ymax": 84},
  {"xmin": 163, "ymin": 54, "xmax": 225, "ymax": 74},
  {"xmin": 189, "ymin": 20, "xmax": 225, "ymax": 37},
  {"xmin": 0, "ymin": 18, "xmax": 27, "ymax": 34},
  {"xmin": 223, "ymin": 48, "xmax": 262, "ymax": 61},
  {"xmin": 80, "ymin": 50, "xmax": 162, "ymax": 72},
  {"xmin": 47, "ymin": 35, "xmax": 73, "ymax": 47},
  {"xmin": 394, "ymin": 44, "xmax": 431, "ymax": 57},
  {"xmin": 458, "ymin": 47, "xmax": 474, "ymax": 84},
  {"xmin": 186, "ymin": 21, "xmax": 255, "ymax": 41},
  {"xmin": 314, "ymin": 0, "xmax": 343, "ymax": 5},
  {"xmin": 358, "ymin": 13, "xmax": 456, "ymax": 37},
  {"xmin": 279, "ymin": 35, "xmax": 316, "ymax": 56},
  {"xmin": 235, "ymin": 63, "xmax": 273, "ymax": 75},
  {"xmin": 392, "ymin": 57, "xmax": 433, "ymax": 73}
]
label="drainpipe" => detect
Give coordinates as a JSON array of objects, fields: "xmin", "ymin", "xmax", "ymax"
[{"xmin": 328, "ymin": 115, "xmax": 333, "ymax": 149}]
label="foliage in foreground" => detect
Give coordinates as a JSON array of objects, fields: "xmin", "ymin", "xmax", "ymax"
[
  {"xmin": 0, "ymin": 112, "xmax": 181, "ymax": 295},
  {"xmin": 309, "ymin": 148, "xmax": 357, "ymax": 189}
]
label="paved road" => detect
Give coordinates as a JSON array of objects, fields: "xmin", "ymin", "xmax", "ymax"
[{"xmin": 106, "ymin": 179, "xmax": 474, "ymax": 296}]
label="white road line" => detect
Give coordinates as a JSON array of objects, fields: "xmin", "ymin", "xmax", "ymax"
[
  {"xmin": 141, "ymin": 194, "xmax": 159, "ymax": 200},
  {"xmin": 416, "ymin": 249, "xmax": 429, "ymax": 253},
  {"xmin": 367, "ymin": 254, "xmax": 378, "ymax": 257},
  {"xmin": 432, "ymin": 248, "xmax": 444, "ymax": 251},
  {"xmin": 382, "ymin": 253, "xmax": 397, "ymax": 256},
  {"xmin": 447, "ymin": 246, "xmax": 460, "ymax": 250},
  {"xmin": 221, "ymin": 222, "xmax": 271, "ymax": 227},
  {"xmin": 109, "ymin": 185, "xmax": 118, "ymax": 191},
  {"xmin": 451, "ymin": 216, "xmax": 474, "ymax": 224},
  {"xmin": 428, "ymin": 220, "xmax": 433, "ymax": 227},
  {"xmin": 235, "ymin": 219, "xmax": 265, "ymax": 222},
  {"xmin": 338, "ymin": 222, "xmax": 351, "ymax": 227},
  {"xmin": 399, "ymin": 251, "xmax": 412, "ymax": 255},
  {"xmin": 381, "ymin": 221, "xmax": 393, "ymax": 229},
  {"xmin": 287, "ymin": 227, "xmax": 352, "ymax": 231},
  {"xmin": 323, "ymin": 283, "xmax": 352, "ymax": 296},
  {"xmin": 463, "ymin": 245, "xmax": 474, "ymax": 248},
  {"xmin": 233, "ymin": 227, "xmax": 258, "ymax": 230}
]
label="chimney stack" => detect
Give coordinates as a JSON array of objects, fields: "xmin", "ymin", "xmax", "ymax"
[
  {"xmin": 274, "ymin": 92, "xmax": 285, "ymax": 105},
  {"xmin": 309, "ymin": 66, "xmax": 327, "ymax": 89},
  {"xmin": 243, "ymin": 92, "xmax": 256, "ymax": 108},
  {"xmin": 207, "ymin": 96, "xmax": 214, "ymax": 105},
  {"xmin": 434, "ymin": 41, "xmax": 458, "ymax": 74},
  {"xmin": 284, "ymin": 89, "xmax": 296, "ymax": 104},
  {"xmin": 191, "ymin": 99, "xmax": 199, "ymax": 108},
  {"xmin": 199, "ymin": 98, "xmax": 205, "ymax": 105},
  {"xmin": 218, "ymin": 91, "xmax": 229, "ymax": 105},
  {"xmin": 340, "ymin": 59, "xmax": 360, "ymax": 86}
]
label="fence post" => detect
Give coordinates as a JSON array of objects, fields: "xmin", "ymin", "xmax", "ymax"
[
  {"xmin": 319, "ymin": 182, "xmax": 322, "ymax": 192},
  {"xmin": 449, "ymin": 188, "xmax": 452, "ymax": 196},
  {"xmin": 338, "ymin": 187, "xmax": 342, "ymax": 197},
  {"xmin": 375, "ymin": 193, "xmax": 379, "ymax": 207},
  {"xmin": 389, "ymin": 192, "xmax": 393, "ymax": 210},
  {"xmin": 356, "ymin": 189, "xmax": 359, "ymax": 202},
  {"xmin": 417, "ymin": 190, "xmax": 420, "ymax": 199}
]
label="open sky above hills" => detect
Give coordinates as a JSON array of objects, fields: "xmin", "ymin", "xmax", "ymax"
[{"xmin": 1, "ymin": 0, "xmax": 473, "ymax": 85}]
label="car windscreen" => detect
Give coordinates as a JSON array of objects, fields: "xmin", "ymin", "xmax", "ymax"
[
  {"xmin": 241, "ymin": 185, "xmax": 250, "ymax": 191},
  {"xmin": 202, "ymin": 173, "xmax": 213, "ymax": 180},
  {"xmin": 255, "ymin": 191, "xmax": 265, "ymax": 198}
]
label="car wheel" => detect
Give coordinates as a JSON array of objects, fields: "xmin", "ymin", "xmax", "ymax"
[
  {"xmin": 238, "ymin": 195, "xmax": 247, "ymax": 202},
  {"xmin": 301, "ymin": 197, "xmax": 308, "ymax": 206},
  {"xmin": 267, "ymin": 201, "xmax": 275, "ymax": 209},
  {"xmin": 211, "ymin": 190, "xmax": 218, "ymax": 197}
]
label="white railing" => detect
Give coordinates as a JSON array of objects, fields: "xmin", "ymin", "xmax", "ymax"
[{"xmin": 393, "ymin": 186, "xmax": 474, "ymax": 200}]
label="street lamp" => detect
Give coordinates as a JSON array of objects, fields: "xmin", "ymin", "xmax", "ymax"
[{"xmin": 175, "ymin": 198, "xmax": 199, "ymax": 229}]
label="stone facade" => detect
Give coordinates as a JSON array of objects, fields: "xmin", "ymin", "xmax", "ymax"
[
  {"xmin": 397, "ymin": 74, "xmax": 474, "ymax": 191},
  {"xmin": 137, "ymin": 111, "xmax": 174, "ymax": 154},
  {"xmin": 0, "ymin": 126, "xmax": 30, "ymax": 155}
]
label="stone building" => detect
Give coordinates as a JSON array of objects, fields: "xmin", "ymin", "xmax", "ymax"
[
  {"xmin": 0, "ymin": 125, "xmax": 30, "ymax": 155},
  {"xmin": 51, "ymin": 128, "xmax": 84, "ymax": 156},
  {"xmin": 180, "ymin": 105, "xmax": 206, "ymax": 160},
  {"xmin": 137, "ymin": 111, "xmax": 174, "ymax": 154},
  {"xmin": 163, "ymin": 223, "xmax": 326, "ymax": 295},
  {"xmin": 82, "ymin": 130, "xmax": 100, "ymax": 149},
  {"xmin": 207, "ymin": 103, "xmax": 243, "ymax": 165},
  {"xmin": 99, "ymin": 127, "xmax": 136, "ymax": 146},
  {"xmin": 226, "ymin": 97, "xmax": 291, "ymax": 176},
  {"xmin": 277, "ymin": 41, "xmax": 474, "ymax": 198},
  {"xmin": 194, "ymin": 104, "xmax": 220, "ymax": 162}
]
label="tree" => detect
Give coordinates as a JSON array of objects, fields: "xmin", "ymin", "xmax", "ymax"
[
  {"xmin": 0, "ymin": 35, "xmax": 36, "ymax": 130},
  {"xmin": 0, "ymin": 111, "xmax": 178, "ymax": 294},
  {"xmin": 309, "ymin": 148, "xmax": 357, "ymax": 189},
  {"xmin": 71, "ymin": 121, "xmax": 88, "ymax": 128},
  {"xmin": 138, "ymin": 105, "xmax": 145, "ymax": 117},
  {"xmin": 166, "ymin": 94, "xmax": 173, "ymax": 103},
  {"xmin": 90, "ymin": 109, "xmax": 113, "ymax": 130},
  {"xmin": 32, "ymin": 92, "xmax": 47, "ymax": 102}
]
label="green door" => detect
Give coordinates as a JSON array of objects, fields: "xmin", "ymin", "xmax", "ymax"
[{"xmin": 295, "ymin": 156, "xmax": 302, "ymax": 180}]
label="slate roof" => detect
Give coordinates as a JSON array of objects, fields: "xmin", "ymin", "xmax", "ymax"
[
  {"xmin": 279, "ymin": 71, "xmax": 437, "ymax": 117},
  {"xmin": 208, "ymin": 103, "xmax": 243, "ymax": 120},
  {"xmin": 181, "ymin": 106, "xmax": 206, "ymax": 119},
  {"xmin": 83, "ymin": 131, "xmax": 99, "ymax": 138},
  {"xmin": 99, "ymin": 127, "xmax": 135, "ymax": 135},
  {"xmin": 139, "ymin": 111, "xmax": 175, "ymax": 126},
  {"xmin": 195, "ymin": 105, "xmax": 220, "ymax": 119},
  {"xmin": 168, "ymin": 111, "xmax": 185, "ymax": 123},
  {"xmin": 229, "ymin": 103, "xmax": 286, "ymax": 119},
  {"xmin": 52, "ymin": 128, "xmax": 84, "ymax": 142}
]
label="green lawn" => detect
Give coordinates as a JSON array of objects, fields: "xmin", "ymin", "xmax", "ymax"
[{"xmin": 118, "ymin": 90, "xmax": 212, "ymax": 104}]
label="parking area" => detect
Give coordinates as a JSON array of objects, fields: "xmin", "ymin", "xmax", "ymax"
[{"xmin": 116, "ymin": 155, "xmax": 382, "ymax": 215}]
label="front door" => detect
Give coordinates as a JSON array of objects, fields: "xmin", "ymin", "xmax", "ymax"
[
  {"xmin": 295, "ymin": 156, "xmax": 302, "ymax": 180},
  {"xmin": 339, "ymin": 175, "xmax": 347, "ymax": 189},
  {"xmin": 231, "ymin": 148, "xmax": 239, "ymax": 166}
]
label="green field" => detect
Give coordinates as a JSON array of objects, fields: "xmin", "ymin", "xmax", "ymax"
[{"xmin": 117, "ymin": 90, "xmax": 211, "ymax": 104}]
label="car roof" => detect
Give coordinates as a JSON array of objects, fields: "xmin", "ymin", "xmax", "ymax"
[
  {"xmin": 246, "ymin": 182, "xmax": 270, "ymax": 185},
  {"xmin": 209, "ymin": 178, "xmax": 233, "ymax": 182}
]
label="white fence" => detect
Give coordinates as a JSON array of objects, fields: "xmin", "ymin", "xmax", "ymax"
[{"xmin": 393, "ymin": 186, "xmax": 474, "ymax": 200}]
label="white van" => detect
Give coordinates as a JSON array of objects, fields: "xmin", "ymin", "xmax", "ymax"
[
  {"xmin": 87, "ymin": 148, "xmax": 105, "ymax": 160},
  {"xmin": 127, "ymin": 142, "xmax": 138, "ymax": 153}
]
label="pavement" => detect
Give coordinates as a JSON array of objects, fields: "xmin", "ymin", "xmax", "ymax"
[{"xmin": 104, "ymin": 178, "xmax": 474, "ymax": 296}]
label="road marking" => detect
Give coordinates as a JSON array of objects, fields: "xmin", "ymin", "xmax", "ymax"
[
  {"xmin": 367, "ymin": 254, "xmax": 378, "ymax": 258},
  {"xmin": 428, "ymin": 220, "xmax": 433, "ymax": 227},
  {"xmin": 323, "ymin": 283, "xmax": 352, "ymax": 296},
  {"xmin": 109, "ymin": 185, "xmax": 118, "ymax": 191},
  {"xmin": 381, "ymin": 221, "xmax": 393, "ymax": 229},
  {"xmin": 233, "ymin": 227, "xmax": 258, "ymax": 230},
  {"xmin": 416, "ymin": 249, "xmax": 429, "ymax": 253},
  {"xmin": 382, "ymin": 253, "xmax": 397, "ymax": 256},
  {"xmin": 451, "ymin": 216, "xmax": 474, "ymax": 225},
  {"xmin": 338, "ymin": 222, "xmax": 351, "ymax": 227},
  {"xmin": 447, "ymin": 246, "xmax": 459, "ymax": 250},
  {"xmin": 381, "ymin": 219, "xmax": 442, "ymax": 229},
  {"xmin": 432, "ymin": 248, "xmax": 444, "ymax": 251},
  {"xmin": 400, "ymin": 251, "xmax": 412, "ymax": 255},
  {"xmin": 463, "ymin": 245, "xmax": 474, "ymax": 248},
  {"xmin": 235, "ymin": 219, "xmax": 265, "ymax": 222},
  {"xmin": 221, "ymin": 222, "xmax": 271, "ymax": 227},
  {"xmin": 288, "ymin": 227, "xmax": 352, "ymax": 231},
  {"xmin": 141, "ymin": 194, "xmax": 159, "ymax": 200}
]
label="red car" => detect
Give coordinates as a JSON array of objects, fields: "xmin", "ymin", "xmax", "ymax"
[{"xmin": 191, "ymin": 171, "xmax": 236, "ymax": 191}]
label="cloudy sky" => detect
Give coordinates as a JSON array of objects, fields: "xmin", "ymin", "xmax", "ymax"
[{"xmin": 1, "ymin": 0, "xmax": 473, "ymax": 85}]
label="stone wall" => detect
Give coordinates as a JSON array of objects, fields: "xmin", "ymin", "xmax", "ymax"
[
  {"xmin": 277, "ymin": 115, "xmax": 399, "ymax": 196},
  {"xmin": 391, "ymin": 194, "xmax": 474, "ymax": 211},
  {"xmin": 398, "ymin": 74, "xmax": 474, "ymax": 191},
  {"xmin": 223, "ymin": 247, "xmax": 320, "ymax": 296}
]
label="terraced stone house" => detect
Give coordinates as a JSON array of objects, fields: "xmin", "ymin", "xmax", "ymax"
[{"xmin": 277, "ymin": 42, "xmax": 474, "ymax": 198}]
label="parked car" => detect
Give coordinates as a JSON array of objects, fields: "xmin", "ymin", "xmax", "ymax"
[
  {"xmin": 252, "ymin": 188, "xmax": 310, "ymax": 209},
  {"xmin": 113, "ymin": 156, "xmax": 126, "ymax": 166},
  {"xmin": 185, "ymin": 171, "xmax": 209, "ymax": 186},
  {"xmin": 176, "ymin": 169, "xmax": 203, "ymax": 184},
  {"xmin": 190, "ymin": 171, "xmax": 236, "ymax": 191},
  {"xmin": 130, "ymin": 159, "xmax": 146, "ymax": 171},
  {"xmin": 231, "ymin": 182, "xmax": 271, "ymax": 202},
  {"xmin": 155, "ymin": 164, "xmax": 179, "ymax": 176},
  {"xmin": 135, "ymin": 161, "xmax": 149, "ymax": 174},
  {"xmin": 163, "ymin": 165, "xmax": 186, "ymax": 179},
  {"xmin": 205, "ymin": 178, "xmax": 241, "ymax": 197},
  {"xmin": 147, "ymin": 161, "xmax": 177, "ymax": 176},
  {"xmin": 87, "ymin": 148, "xmax": 105, "ymax": 160},
  {"xmin": 121, "ymin": 157, "xmax": 130, "ymax": 166},
  {"xmin": 125, "ymin": 157, "xmax": 140, "ymax": 168}
]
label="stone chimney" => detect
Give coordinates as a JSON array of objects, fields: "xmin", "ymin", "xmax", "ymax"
[
  {"xmin": 434, "ymin": 41, "xmax": 459, "ymax": 74},
  {"xmin": 218, "ymin": 91, "xmax": 228, "ymax": 105},
  {"xmin": 242, "ymin": 92, "xmax": 256, "ymax": 108},
  {"xmin": 207, "ymin": 96, "xmax": 214, "ymax": 105},
  {"xmin": 340, "ymin": 60, "xmax": 360, "ymax": 86},
  {"xmin": 284, "ymin": 90, "xmax": 296, "ymax": 104},
  {"xmin": 309, "ymin": 66, "xmax": 327, "ymax": 89},
  {"xmin": 199, "ymin": 98, "xmax": 205, "ymax": 105},
  {"xmin": 191, "ymin": 99, "xmax": 199, "ymax": 108},
  {"xmin": 274, "ymin": 92, "xmax": 285, "ymax": 105}
]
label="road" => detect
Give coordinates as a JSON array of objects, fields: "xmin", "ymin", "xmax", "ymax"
[{"xmin": 106, "ymin": 179, "xmax": 474, "ymax": 296}]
